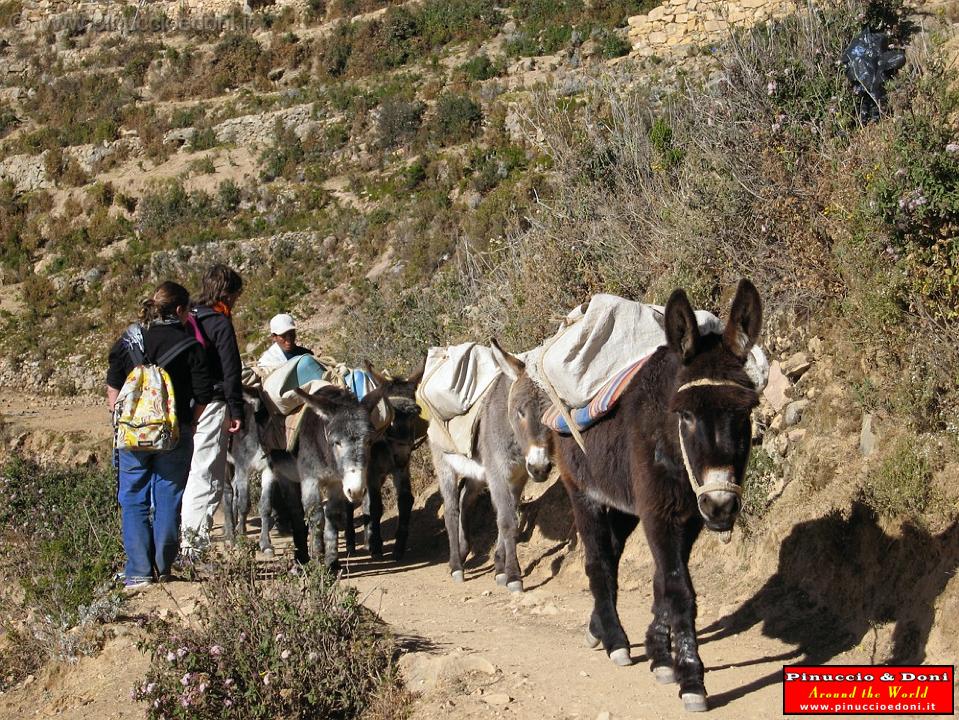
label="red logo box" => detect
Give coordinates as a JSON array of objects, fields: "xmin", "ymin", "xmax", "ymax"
[{"xmin": 783, "ymin": 665, "xmax": 954, "ymax": 715}]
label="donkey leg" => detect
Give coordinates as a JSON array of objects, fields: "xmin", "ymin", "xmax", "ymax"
[
  {"xmin": 366, "ymin": 476, "xmax": 385, "ymax": 559},
  {"xmin": 491, "ymin": 475, "xmax": 524, "ymax": 592},
  {"xmin": 258, "ymin": 466, "xmax": 276, "ymax": 556},
  {"xmin": 343, "ymin": 502, "xmax": 357, "ymax": 557},
  {"xmin": 568, "ymin": 487, "xmax": 631, "ymax": 665},
  {"xmin": 222, "ymin": 464, "xmax": 236, "ymax": 545},
  {"xmin": 392, "ymin": 468, "xmax": 414, "ymax": 562},
  {"xmin": 435, "ymin": 454, "xmax": 466, "ymax": 582},
  {"xmin": 647, "ymin": 516, "xmax": 707, "ymax": 710},
  {"xmin": 458, "ymin": 478, "xmax": 483, "ymax": 567},
  {"xmin": 322, "ymin": 501, "xmax": 341, "ymax": 574},
  {"xmin": 301, "ymin": 478, "xmax": 325, "ymax": 565},
  {"xmin": 284, "ymin": 480, "xmax": 310, "ymax": 566},
  {"xmin": 234, "ymin": 466, "xmax": 250, "ymax": 539}
]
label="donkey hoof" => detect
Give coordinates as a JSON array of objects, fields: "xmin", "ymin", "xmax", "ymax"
[
  {"xmin": 495, "ymin": 573, "xmax": 508, "ymax": 586},
  {"xmin": 609, "ymin": 648, "xmax": 632, "ymax": 666},
  {"xmin": 262, "ymin": 547, "xmax": 275, "ymax": 558},
  {"xmin": 681, "ymin": 693, "xmax": 708, "ymax": 712},
  {"xmin": 451, "ymin": 570, "xmax": 465, "ymax": 583},
  {"xmin": 584, "ymin": 629, "xmax": 601, "ymax": 649},
  {"xmin": 371, "ymin": 551, "xmax": 384, "ymax": 561},
  {"xmin": 653, "ymin": 666, "xmax": 676, "ymax": 684},
  {"xmin": 507, "ymin": 580, "xmax": 524, "ymax": 593}
]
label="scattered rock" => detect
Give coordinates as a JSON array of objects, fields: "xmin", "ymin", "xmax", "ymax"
[
  {"xmin": 398, "ymin": 650, "xmax": 497, "ymax": 691},
  {"xmin": 808, "ymin": 336, "xmax": 823, "ymax": 357},
  {"xmin": 859, "ymin": 413, "xmax": 878, "ymax": 456},
  {"xmin": 783, "ymin": 399, "xmax": 809, "ymax": 427},
  {"xmin": 786, "ymin": 428, "xmax": 806, "ymax": 444},
  {"xmin": 483, "ymin": 693, "xmax": 512, "ymax": 706},
  {"xmin": 781, "ymin": 352, "xmax": 812, "ymax": 380},
  {"xmin": 763, "ymin": 431, "xmax": 788, "ymax": 458},
  {"xmin": 763, "ymin": 360, "xmax": 790, "ymax": 412}
]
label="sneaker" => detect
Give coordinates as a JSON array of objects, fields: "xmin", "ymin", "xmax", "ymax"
[{"xmin": 123, "ymin": 578, "xmax": 153, "ymax": 595}]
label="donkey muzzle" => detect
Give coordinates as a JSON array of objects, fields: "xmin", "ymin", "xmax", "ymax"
[
  {"xmin": 526, "ymin": 446, "xmax": 551, "ymax": 483},
  {"xmin": 342, "ymin": 468, "xmax": 367, "ymax": 503},
  {"xmin": 697, "ymin": 468, "xmax": 741, "ymax": 533}
]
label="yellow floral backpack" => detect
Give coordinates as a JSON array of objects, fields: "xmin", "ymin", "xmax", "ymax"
[{"xmin": 114, "ymin": 335, "xmax": 197, "ymax": 452}]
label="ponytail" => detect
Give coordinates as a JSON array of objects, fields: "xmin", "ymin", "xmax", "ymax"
[{"xmin": 139, "ymin": 281, "xmax": 191, "ymax": 326}]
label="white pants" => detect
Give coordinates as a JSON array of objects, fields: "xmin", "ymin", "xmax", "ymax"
[{"xmin": 180, "ymin": 400, "xmax": 229, "ymax": 552}]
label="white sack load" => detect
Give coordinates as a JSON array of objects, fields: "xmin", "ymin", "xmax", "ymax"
[
  {"xmin": 526, "ymin": 294, "xmax": 768, "ymax": 410},
  {"xmin": 261, "ymin": 354, "xmax": 331, "ymax": 415},
  {"xmin": 417, "ymin": 342, "xmax": 502, "ymax": 422}
]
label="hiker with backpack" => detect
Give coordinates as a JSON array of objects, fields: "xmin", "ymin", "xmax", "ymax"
[
  {"xmin": 106, "ymin": 281, "xmax": 213, "ymax": 591},
  {"xmin": 179, "ymin": 264, "xmax": 245, "ymax": 561}
]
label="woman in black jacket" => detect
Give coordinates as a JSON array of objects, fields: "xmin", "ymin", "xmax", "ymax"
[
  {"xmin": 106, "ymin": 281, "xmax": 213, "ymax": 591},
  {"xmin": 179, "ymin": 264, "xmax": 245, "ymax": 559}
]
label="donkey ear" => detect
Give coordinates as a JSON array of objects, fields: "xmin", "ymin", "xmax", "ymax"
[
  {"xmin": 723, "ymin": 279, "xmax": 763, "ymax": 361},
  {"xmin": 664, "ymin": 288, "xmax": 700, "ymax": 362},
  {"xmin": 362, "ymin": 359, "xmax": 390, "ymax": 387},
  {"xmin": 359, "ymin": 385, "xmax": 387, "ymax": 414},
  {"xmin": 406, "ymin": 357, "xmax": 426, "ymax": 386},
  {"xmin": 490, "ymin": 338, "xmax": 525, "ymax": 381},
  {"xmin": 294, "ymin": 387, "xmax": 337, "ymax": 422}
]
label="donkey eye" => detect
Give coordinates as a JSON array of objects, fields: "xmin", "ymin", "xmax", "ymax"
[{"xmin": 680, "ymin": 411, "xmax": 695, "ymax": 425}]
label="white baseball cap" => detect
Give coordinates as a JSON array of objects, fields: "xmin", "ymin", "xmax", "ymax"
[{"xmin": 269, "ymin": 313, "xmax": 296, "ymax": 335}]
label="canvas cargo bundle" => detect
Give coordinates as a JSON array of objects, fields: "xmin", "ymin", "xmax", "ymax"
[
  {"xmin": 245, "ymin": 356, "xmax": 392, "ymax": 453},
  {"xmin": 526, "ymin": 294, "xmax": 769, "ymax": 411},
  {"xmin": 416, "ymin": 342, "xmax": 502, "ymax": 422}
]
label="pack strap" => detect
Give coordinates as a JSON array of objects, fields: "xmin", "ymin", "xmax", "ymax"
[{"xmin": 154, "ymin": 337, "xmax": 199, "ymax": 368}]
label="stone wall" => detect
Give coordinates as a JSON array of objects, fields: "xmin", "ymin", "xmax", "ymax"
[{"xmin": 627, "ymin": 0, "xmax": 798, "ymax": 57}]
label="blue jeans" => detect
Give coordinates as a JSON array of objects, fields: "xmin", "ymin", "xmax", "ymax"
[{"xmin": 118, "ymin": 431, "xmax": 194, "ymax": 581}]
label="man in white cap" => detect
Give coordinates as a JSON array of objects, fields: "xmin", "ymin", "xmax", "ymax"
[{"xmin": 257, "ymin": 313, "xmax": 313, "ymax": 369}]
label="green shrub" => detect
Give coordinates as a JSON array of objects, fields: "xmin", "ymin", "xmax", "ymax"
[
  {"xmin": 458, "ymin": 53, "xmax": 502, "ymax": 81},
  {"xmin": 260, "ymin": 122, "xmax": 305, "ymax": 181},
  {"xmin": 376, "ymin": 98, "xmax": 424, "ymax": 149},
  {"xmin": 210, "ymin": 33, "xmax": 268, "ymax": 90},
  {"xmin": 431, "ymin": 93, "xmax": 482, "ymax": 145},
  {"xmin": 134, "ymin": 547, "xmax": 407, "ymax": 720},
  {"xmin": 218, "ymin": 179, "xmax": 241, "ymax": 212},
  {"xmin": 417, "ymin": 0, "xmax": 503, "ymax": 46},
  {"xmin": 739, "ymin": 448, "xmax": 778, "ymax": 535},
  {"xmin": 0, "ymin": 457, "xmax": 123, "ymax": 689},
  {"xmin": 597, "ymin": 29, "xmax": 631, "ymax": 58},
  {"xmin": 190, "ymin": 127, "xmax": 219, "ymax": 151},
  {"xmin": 864, "ymin": 437, "xmax": 934, "ymax": 519},
  {"xmin": 317, "ymin": 21, "xmax": 354, "ymax": 77}
]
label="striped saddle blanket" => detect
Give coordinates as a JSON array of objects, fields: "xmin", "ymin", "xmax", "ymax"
[{"xmin": 542, "ymin": 356, "xmax": 650, "ymax": 434}]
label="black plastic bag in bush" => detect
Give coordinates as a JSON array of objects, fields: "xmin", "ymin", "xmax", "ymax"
[{"xmin": 842, "ymin": 28, "xmax": 906, "ymax": 123}]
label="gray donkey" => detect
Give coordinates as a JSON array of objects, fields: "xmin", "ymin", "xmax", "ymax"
[
  {"xmin": 428, "ymin": 340, "xmax": 553, "ymax": 592},
  {"xmin": 225, "ymin": 384, "xmax": 384, "ymax": 570}
]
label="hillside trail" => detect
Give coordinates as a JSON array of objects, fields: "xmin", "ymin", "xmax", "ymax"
[{"xmin": 0, "ymin": 393, "xmax": 935, "ymax": 720}]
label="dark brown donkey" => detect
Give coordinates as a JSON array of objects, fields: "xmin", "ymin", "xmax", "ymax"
[
  {"xmin": 342, "ymin": 361, "xmax": 427, "ymax": 562},
  {"xmin": 556, "ymin": 279, "xmax": 762, "ymax": 713}
]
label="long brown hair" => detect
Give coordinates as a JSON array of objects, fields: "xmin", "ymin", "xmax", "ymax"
[
  {"xmin": 196, "ymin": 264, "xmax": 243, "ymax": 307},
  {"xmin": 139, "ymin": 281, "xmax": 190, "ymax": 325}
]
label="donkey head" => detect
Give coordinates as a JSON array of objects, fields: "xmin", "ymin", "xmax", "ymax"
[
  {"xmin": 295, "ymin": 385, "xmax": 388, "ymax": 503},
  {"xmin": 665, "ymin": 279, "xmax": 762, "ymax": 539},
  {"xmin": 363, "ymin": 359, "xmax": 428, "ymax": 455},
  {"xmin": 490, "ymin": 338, "xmax": 553, "ymax": 483}
]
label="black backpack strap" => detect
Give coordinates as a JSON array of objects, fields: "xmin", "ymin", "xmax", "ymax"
[{"xmin": 154, "ymin": 337, "xmax": 199, "ymax": 368}]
